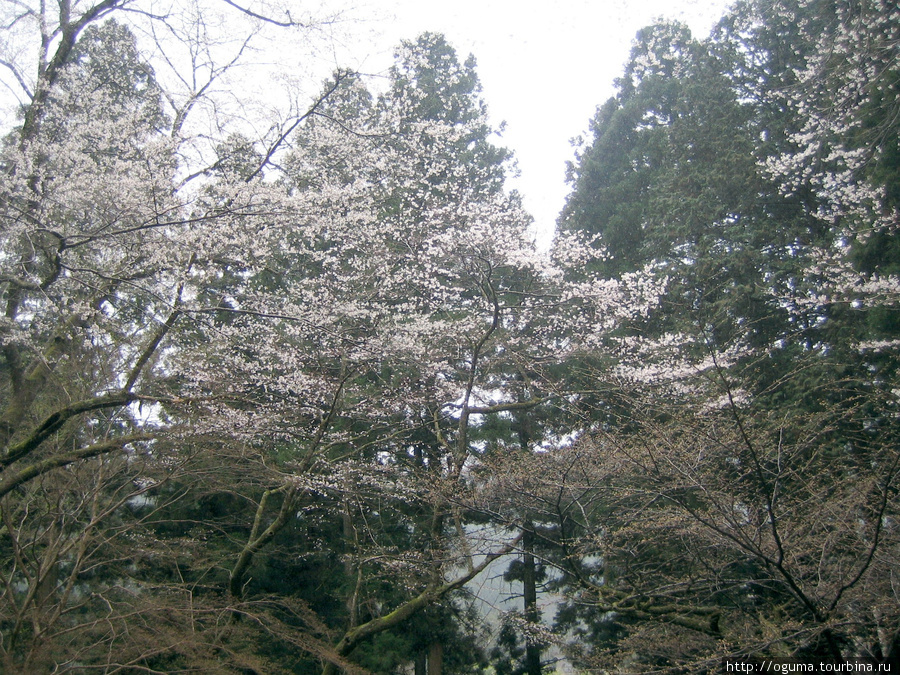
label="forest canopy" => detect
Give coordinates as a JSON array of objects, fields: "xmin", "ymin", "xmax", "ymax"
[{"xmin": 0, "ymin": 0, "xmax": 898, "ymax": 673}]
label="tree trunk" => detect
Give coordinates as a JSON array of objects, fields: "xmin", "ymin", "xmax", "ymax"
[
  {"xmin": 522, "ymin": 527, "xmax": 542, "ymax": 675},
  {"xmin": 428, "ymin": 641, "xmax": 443, "ymax": 675},
  {"xmin": 415, "ymin": 650, "xmax": 427, "ymax": 675}
]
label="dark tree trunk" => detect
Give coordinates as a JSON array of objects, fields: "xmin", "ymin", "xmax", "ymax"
[
  {"xmin": 428, "ymin": 641, "xmax": 443, "ymax": 675},
  {"xmin": 415, "ymin": 650, "xmax": 427, "ymax": 675},
  {"xmin": 523, "ymin": 526, "xmax": 542, "ymax": 675}
]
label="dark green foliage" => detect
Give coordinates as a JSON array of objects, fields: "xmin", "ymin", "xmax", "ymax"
[
  {"xmin": 386, "ymin": 32, "xmax": 510, "ymax": 197},
  {"xmin": 42, "ymin": 19, "xmax": 168, "ymax": 139}
]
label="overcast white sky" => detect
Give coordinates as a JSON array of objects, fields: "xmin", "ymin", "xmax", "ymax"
[{"xmin": 320, "ymin": 0, "xmax": 736, "ymax": 245}]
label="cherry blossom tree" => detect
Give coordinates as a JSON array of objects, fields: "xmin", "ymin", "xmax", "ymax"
[{"xmin": 0, "ymin": 0, "xmax": 369, "ymax": 670}]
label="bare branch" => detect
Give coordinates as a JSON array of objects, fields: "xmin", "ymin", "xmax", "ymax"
[
  {"xmin": 0, "ymin": 434, "xmax": 152, "ymax": 499},
  {"xmin": 218, "ymin": 0, "xmax": 300, "ymax": 28}
]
